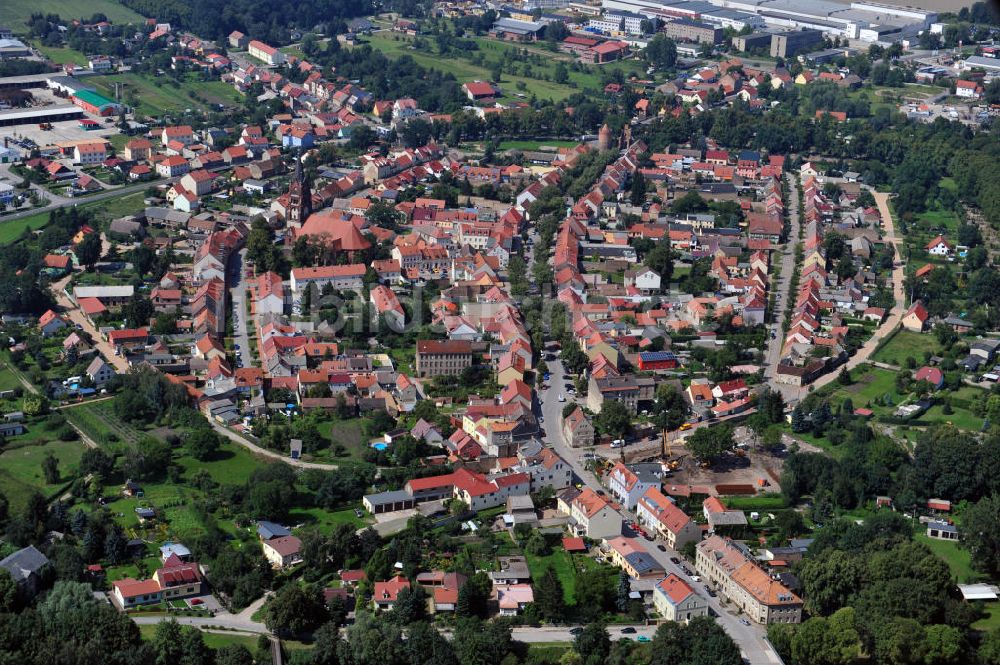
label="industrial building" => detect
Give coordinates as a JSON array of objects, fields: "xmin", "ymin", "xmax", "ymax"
[
  {"xmin": 733, "ymin": 31, "xmax": 776, "ymax": 52},
  {"xmin": 0, "ymin": 105, "xmax": 84, "ymax": 127},
  {"xmin": 588, "ymin": 10, "xmax": 647, "ymax": 34},
  {"xmin": 770, "ymin": 29, "xmax": 824, "ymax": 58},
  {"xmin": 700, "ymin": 8, "xmax": 765, "ymax": 31},
  {"xmin": 664, "ymin": 18, "xmax": 723, "ymax": 44},
  {"xmin": 598, "ymin": 0, "xmax": 936, "ymax": 42}
]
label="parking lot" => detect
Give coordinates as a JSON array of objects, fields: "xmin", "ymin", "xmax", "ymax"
[{"xmin": 2, "ymin": 105, "xmax": 123, "ymax": 153}]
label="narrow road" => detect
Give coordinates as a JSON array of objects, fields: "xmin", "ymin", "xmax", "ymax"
[
  {"xmin": 228, "ymin": 248, "xmax": 253, "ymax": 368},
  {"xmin": 49, "ymin": 271, "xmax": 130, "ymax": 373},
  {"xmin": 763, "ymin": 173, "xmax": 802, "ymax": 382},
  {"xmin": 809, "ymin": 190, "xmax": 906, "ymax": 391},
  {"xmin": 210, "ymin": 420, "xmax": 339, "ymax": 470},
  {"xmin": 130, "ymin": 611, "xmax": 660, "ymax": 643}
]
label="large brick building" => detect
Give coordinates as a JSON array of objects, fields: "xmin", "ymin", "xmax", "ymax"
[{"xmin": 416, "ymin": 340, "xmax": 474, "ymax": 377}]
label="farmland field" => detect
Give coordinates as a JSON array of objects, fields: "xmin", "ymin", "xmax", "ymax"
[{"xmin": 0, "ymin": 0, "xmax": 144, "ymax": 29}]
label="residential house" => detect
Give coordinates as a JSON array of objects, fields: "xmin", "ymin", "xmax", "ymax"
[
  {"xmin": 654, "ymin": 574, "xmax": 708, "ymax": 622},
  {"xmin": 562, "ymin": 406, "xmax": 594, "ymax": 447},
  {"xmin": 636, "ymin": 487, "xmax": 701, "ymax": 550},
  {"xmin": 373, "ymin": 576, "xmax": 410, "ymax": 611},
  {"xmin": 262, "ymin": 535, "xmax": 302, "ymax": 568},
  {"xmin": 606, "ymin": 462, "xmax": 660, "ymax": 511},
  {"xmin": 902, "ymin": 300, "xmax": 929, "ymax": 333}
]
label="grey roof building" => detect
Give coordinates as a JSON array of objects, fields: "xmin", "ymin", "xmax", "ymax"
[{"xmin": 0, "ymin": 545, "xmax": 49, "ymax": 594}]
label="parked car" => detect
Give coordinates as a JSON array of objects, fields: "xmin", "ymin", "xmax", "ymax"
[
  {"xmin": 621, "ymin": 627, "xmax": 636, "ymax": 634},
  {"xmin": 569, "ymin": 627, "xmax": 584, "ymax": 636},
  {"xmin": 657, "ymin": 544, "xmax": 666, "ymax": 552},
  {"xmin": 670, "ymin": 557, "xmax": 680, "ymax": 564},
  {"xmin": 637, "ymin": 636, "xmax": 651, "ymax": 643},
  {"xmin": 740, "ymin": 618, "xmax": 751, "ymax": 626}
]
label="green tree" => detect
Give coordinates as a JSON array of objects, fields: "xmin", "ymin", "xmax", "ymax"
[
  {"xmin": 534, "ymin": 566, "xmax": 566, "ymax": 622},
  {"xmin": 644, "ymin": 242, "xmax": 674, "ymax": 281},
  {"xmin": 686, "ymin": 424, "xmax": 735, "ymax": 465},
  {"xmin": 215, "ymin": 645, "xmax": 255, "ymax": 665},
  {"xmin": 574, "ymin": 622, "xmax": 611, "ymax": 665},
  {"xmin": 263, "ymin": 583, "xmax": 328, "ymax": 636},
  {"xmin": 0, "ymin": 569, "xmax": 17, "ymax": 612},
  {"xmin": 595, "ymin": 399, "xmax": 631, "ymax": 440},
  {"xmin": 185, "ymin": 428, "xmax": 221, "ymax": 461},
  {"xmin": 790, "ymin": 608, "xmax": 861, "ymax": 665},
  {"xmin": 42, "ymin": 452, "xmax": 59, "ymax": 484},
  {"xmin": 961, "ymin": 494, "xmax": 1000, "ymax": 577},
  {"xmin": 75, "ymin": 231, "xmax": 103, "ymax": 269}
]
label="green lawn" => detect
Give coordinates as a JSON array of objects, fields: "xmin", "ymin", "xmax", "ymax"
[
  {"xmin": 0, "ymin": 0, "xmax": 144, "ymax": 29},
  {"xmin": 314, "ymin": 418, "xmax": 369, "ymax": 460},
  {"xmin": 872, "ymin": 330, "xmax": 942, "ymax": 367},
  {"xmin": 914, "ymin": 532, "xmax": 977, "ymax": 583},
  {"xmin": 524, "ymin": 549, "xmax": 579, "ymax": 605},
  {"xmin": 0, "ymin": 368, "xmax": 22, "ymax": 392},
  {"xmin": 0, "ymin": 211, "xmax": 51, "ymax": 245},
  {"xmin": 138, "ymin": 625, "xmax": 263, "ymax": 652},
  {"xmin": 175, "ymin": 441, "xmax": 270, "ymax": 486},
  {"xmin": 0, "ymin": 439, "xmax": 84, "ymax": 510},
  {"xmin": 973, "ymin": 602, "xmax": 1000, "ymax": 632},
  {"xmin": 2, "ymin": 190, "xmax": 149, "ymax": 247},
  {"xmin": 87, "ymin": 73, "xmax": 243, "ymax": 119},
  {"xmin": 287, "ymin": 506, "xmax": 368, "ymax": 533},
  {"xmin": 64, "ymin": 399, "xmax": 146, "ymax": 447},
  {"xmin": 34, "ymin": 43, "xmax": 89, "ymax": 66},
  {"xmin": 498, "ymin": 140, "xmax": 579, "ymax": 151}
]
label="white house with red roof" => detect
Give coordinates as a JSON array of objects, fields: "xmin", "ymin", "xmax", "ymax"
[
  {"xmin": 902, "ymin": 300, "xmax": 930, "ymax": 333},
  {"xmin": 653, "ymin": 574, "xmax": 708, "ymax": 622},
  {"xmin": 925, "ymin": 234, "xmax": 953, "ymax": 256},
  {"xmin": 955, "ymin": 79, "xmax": 982, "ymax": 99},
  {"xmin": 605, "ymin": 462, "xmax": 660, "ymax": 510},
  {"xmin": 248, "ymin": 40, "xmax": 285, "ymax": 66}
]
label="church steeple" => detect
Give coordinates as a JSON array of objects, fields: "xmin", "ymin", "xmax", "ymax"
[{"xmin": 287, "ymin": 148, "xmax": 311, "ymax": 228}]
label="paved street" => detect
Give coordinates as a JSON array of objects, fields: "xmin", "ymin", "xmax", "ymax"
[
  {"xmin": 763, "ymin": 173, "xmax": 803, "ymax": 386},
  {"xmin": 229, "ymin": 248, "xmax": 253, "ymax": 368}
]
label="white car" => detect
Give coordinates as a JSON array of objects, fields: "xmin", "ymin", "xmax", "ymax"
[{"xmin": 558, "ymin": 394, "xmax": 566, "ymax": 402}]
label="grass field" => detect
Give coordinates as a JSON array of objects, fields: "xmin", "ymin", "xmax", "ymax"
[
  {"xmin": 287, "ymin": 505, "xmax": 368, "ymax": 533},
  {"xmin": 87, "ymin": 73, "xmax": 243, "ymax": 119},
  {"xmin": 974, "ymin": 602, "xmax": 1000, "ymax": 632},
  {"xmin": 33, "ymin": 44, "xmax": 89, "ymax": 66},
  {"xmin": 0, "ymin": 439, "xmax": 83, "ymax": 510},
  {"xmin": 0, "ymin": 210, "xmax": 51, "ymax": 245},
  {"xmin": 64, "ymin": 399, "xmax": 146, "ymax": 446},
  {"xmin": 138, "ymin": 625, "xmax": 262, "ymax": 652},
  {"xmin": 0, "ymin": 0, "xmax": 144, "ymax": 30},
  {"xmin": 524, "ymin": 549, "xmax": 579, "ymax": 604},
  {"xmin": 315, "ymin": 418, "xmax": 369, "ymax": 460},
  {"xmin": 807, "ymin": 363, "xmax": 987, "ymax": 432},
  {"xmin": 0, "ymin": 368, "xmax": 22, "ymax": 392},
  {"xmin": 872, "ymin": 330, "xmax": 942, "ymax": 366},
  {"xmin": 914, "ymin": 532, "xmax": 977, "ymax": 583},
  {"xmin": 1, "ymin": 190, "xmax": 148, "ymax": 246},
  {"xmin": 360, "ymin": 33, "xmax": 592, "ymax": 102},
  {"xmin": 499, "ymin": 140, "xmax": 579, "ymax": 151}
]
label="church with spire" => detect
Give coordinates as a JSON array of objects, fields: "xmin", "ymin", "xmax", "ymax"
[{"xmin": 286, "ymin": 149, "xmax": 311, "ymax": 229}]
